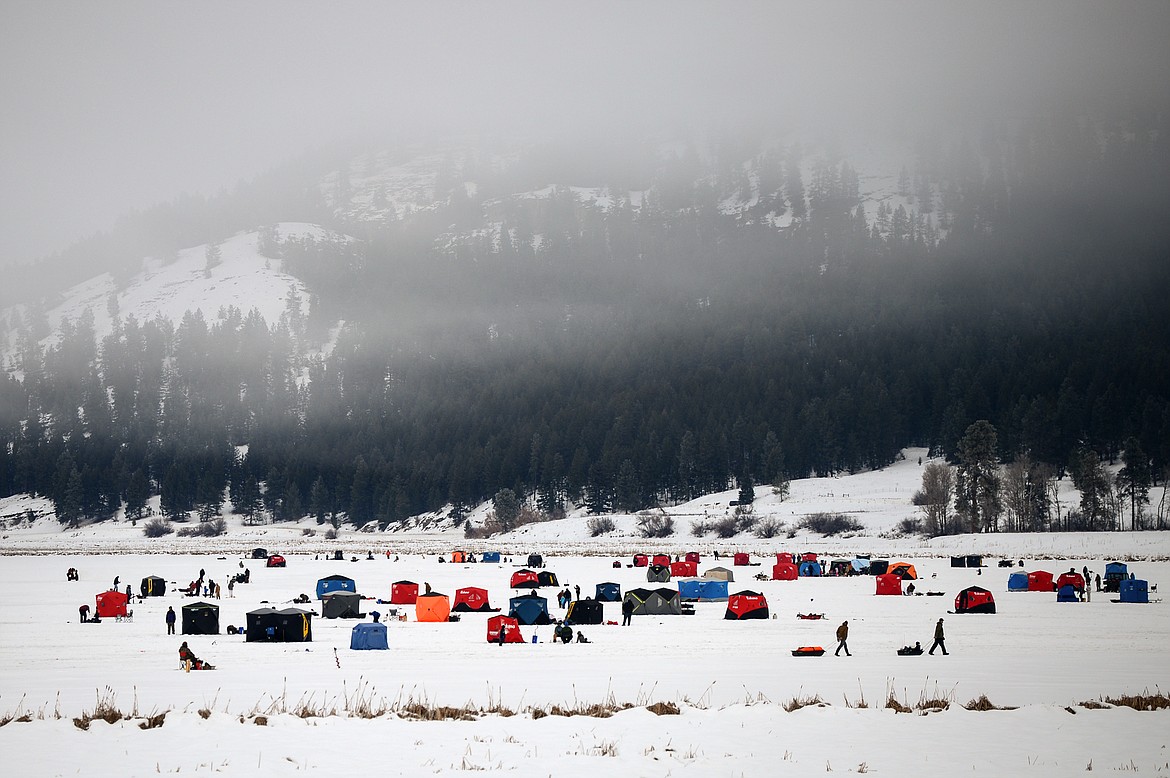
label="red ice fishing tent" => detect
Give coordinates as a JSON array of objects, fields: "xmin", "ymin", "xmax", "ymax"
[
  {"xmin": 452, "ymin": 586, "xmax": 497, "ymax": 612},
  {"xmin": 652, "ymin": 554, "xmax": 671, "ymax": 567},
  {"xmin": 266, "ymin": 555, "xmax": 287, "ymax": 568},
  {"xmin": 685, "ymin": 552, "xmax": 700, "ymax": 564},
  {"xmin": 954, "ymin": 586, "xmax": 996, "ymax": 614},
  {"xmin": 1027, "ymin": 570, "xmax": 1055, "ymax": 591},
  {"xmin": 772, "ymin": 562, "xmax": 798, "ymax": 581},
  {"xmin": 487, "ymin": 615, "xmax": 524, "ymax": 643},
  {"xmin": 510, "ymin": 569, "xmax": 540, "ymax": 588},
  {"xmin": 875, "ymin": 574, "xmax": 903, "ymax": 595},
  {"xmin": 390, "ymin": 581, "xmax": 419, "ymax": 604},
  {"xmin": 632, "ymin": 554, "xmax": 649, "ymax": 567},
  {"xmin": 1056, "ymin": 572, "xmax": 1085, "ymax": 591},
  {"xmin": 724, "ymin": 590, "xmax": 769, "ymax": 620},
  {"xmin": 95, "ymin": 590, "xmax": 129, "ymax": 618},
  {"xmin": 733, "ymin": 552, "xmax": 751, "ymax": 566},
  {"xmin": 670, "ymin": 561, "xmax": 697, "ymax": 577}
]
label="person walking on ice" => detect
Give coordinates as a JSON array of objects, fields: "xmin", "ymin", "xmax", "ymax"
[
  {"xmin": 835, "ymin": 620, "xmax": 851, "ymax": 656},
  {"xmin": 929, "ymin": 617, "xmax": 948, "ymax": 655}
]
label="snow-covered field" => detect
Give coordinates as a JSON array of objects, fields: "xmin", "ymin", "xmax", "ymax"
[{"xmin": 2, "ymin": 452, "xmax": 1168, "ymax": 776}]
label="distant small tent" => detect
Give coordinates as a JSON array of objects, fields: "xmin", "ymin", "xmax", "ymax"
[
  {"xmin": 703, "ymin": 566, "xmax": 735, "ymax": 582},
  {"xmin": 828, "ymin": 559, "xmax": 852, "ymax": 576},
  {"xmin": 868, "ymin": 559, "xmax": 890, "ymax": 576},
  {"xmin": 875, "ymin": 573, "xmax": 902, "ymax": 595},
  {"xmin": 670, "ymin": 561, "xmax": 697, "ymax": 577},
  {"xmin": 140, "ymin": 575, "xmax": 166, "ymax": 597},
  {"xmin": 698, "ymin": 580, "xmax": 729, "ymax": 601},
  {"xmin": 452, "ymin": 586, "xmax": 497, "ymax": 612},
  {"xmin": 1007, "ymin": 572, "xmax": 1028, "ymax": 591},
  {"xmin": 1118, "ymin": 579, "xmax": 1149, "ymax": 604},
  {"xmin": 95, "ymin": 590, "xmax": 128, "ymax": 618},
  {"xmin": 888, "ymin": 562, "xmax": 918, "ymax": 580},
  {"xmin": 565, "ymin": 599, "xmax": 603, "ymax": 625},
  {"xmin": 652, "ymin": 554, "xmax": 672, "ymax": 567},
  {"xmin": 798, "ymin": 560, "xmax": 822, "ymax": 577},
  {"xmin": 725, "ymin": 590, "xmax": 769, "ymax": 620},
  {"xmin": 733, "ymin": 552, "xmax": 751, "ymax": 566},
  {"xmin": 527, "ymin": 553, "xmax": 544, "ymax": 568},
  {"xmin": 510, "ymin": 569, "xmax": 540, "ymax": 588},
  {"xmin": 1056, "ymin": 584, "xmax": 1079, "ymax": 603},
  {"xmin": 954, "ymin": 586, "xmax": 996, "ymax": 614},
  {"xmin": 951, "ymin": 555, "xmax": 984, "ymax": 568},
  {"xmin": 1027, "ymin": 570, "xmax": 1055, "ymax": 592},
  {"xmin": 415, "ymin": 592, "xmax": 451, "ymax": 623},
  {"xmin": 685, "ymin": 551, "xmax": 701, "ymax": 564},
  {"xmin": 508, "ymin": 593, "xmax": 551, "ymax": 625},
  {"xmin": 950, "ymin": 556, "xmax": 966, "ymax": 568},
  {"xmin": 246, "ymin": 607, "xmax": 313, "ymax": 642},
  {"xmin": 624, "ymin": 587, "xmax": 683, "ymax": 616},
  {"xmin": 632, "ymin": 554, "xmax": 649, "ymax": 567},
  {"xmin": 316, "ymin": 574, "xmax": 356, "ymax": 599},
  {"xmin": 321, "ymin": 591, "xmax": 364, "ymax": 619},
  {"xmin": 677, "ymin": 579, "xmax": 703, "ymax": 601},
  {"xmin": 595, "ymin": 582, "xmax": 621, "ymax": 602},
  {"xmin": 390, "ymin": 581, "xmax": 419, "ymax": 604},
  {"xmin": 1104, "ymin": 562, "xmax": 1129, "ymax": 592},
  {"xmin": 1056, "ymin": 572, "xmax": 1086, "ymax": 591},
  {"xmin": 536, "ymin": 570, "xmax": 559, "ymax": 588},
  {"xmin": 800, "ymin": 552, "xmax": 818, "ymax": 562},
  {"xmin": 850, "ymin": 558, "xmax": 871, "ymax": 574},
  {"xmin": 772, "ymin": 562, "xmax": 799, "ymax": 581},
  {"xmin": 350, "ymin": 622, "xmax": 388, "ymax": 650},
  {"xmin": 182, "ymin": 601, "xmax": 220, "ymax": 634},
  {"xmin": 481, "ymin": 551, "xmax": 501, "ymax": 563},
  {"xmin": 647, "ymin": 564, "xmax": 671, "ymax": 583},
  {"xmin": 487, "ymin": 615, "xmax": 524, "ymax": 643},
  {"xmin": 266, "ymin": 555, "xmax": 287, "ymax": 568},
  {"xmin": 333, "ymin": 550, "xmax": 344, "ymax": 561},
  {"xmin": 776, "ymin": 553, "xmax": 797, "ymax": 564},
  {"xmin": 251, "ymin": 548, "xmax": 268, "ymax": 559},
  {"xmin": 451, "ymin": 551, "xmax": 466, "ymax": 563}
]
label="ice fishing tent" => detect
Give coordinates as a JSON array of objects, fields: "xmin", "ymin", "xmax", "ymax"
[
  {"xmin": 725, "ymin": 591, "xmax": 769, "ymax": 620},
  {"xmin": 246, "ymin": 607, "xmax": 313, "ymax": 642},
  {"xmin": 632, "ymin": 554, "xmax": 649, "ymax": 567},
  {"xmin": 266, "ymin": 555, "xmax": 286, "ymax": 568},
  {"xmin": 966, "ymin": 555, "xmax": 984, "ymax": 568},
  {"xmin": 322, "ymin": 591, "xmax": 364, "ymax": 618},
  {"xmin": 481, "ymin": 551, "xmax": 501, "ymax": 563},
  {"xmin": 565, "ymin": 599, "xmax": 603, "ymax": 625},
  {"xmin": 1056, "ymin": 584, "xmax": 1079, "ymax": 602},
  {"xmin": 647, "ymin": 564, "xmax": 671, "ymax": 583},
  {"xmin": 685, "ymin": 551, "xmax": 700, "ymax": 564},
  {"xmin": 1118, "ymin": 579, "xmax": 1149, "ymax": 604},
  {"xmin": 596, "ymin": 582, "xmax": 621, "ymax": 602},
  {"xmin": 350, "ymin": 622, "xmax": 387, "ymax": 650},
  {"xmin": 95, "ymin": 590, "xmax": 128, "ymax": 618},
  {"xmin": 677, "ymin": 579, "xmax": 703, "ymax": 601},
  {"xmin": 1027, "ymin": 570, "xmax": 1055, "ymax": 592},
  {"xmin": 251, "ymin": 548, "xmax": 268, "ymax": 559},
  {"xmin": 487, "ymin": 615, "xmax": 524, "ymax": 643},
  {"xmin": 772, "ymin": 562, "xmax": 799, "ymax": 581},
  {"xmin": 181, "ymin": 601, "xmax": 220, "ymax": 634},
  {"xmin": 954, "ymin": 586, "xmax": 996, "ymax": 614},
  {"xmin": 950, "ymin": 556, "xmax": 966, "ymax": 568},
  {"xmin": 1104, "ymin": 562, "xmax": 1128, "ymax": 592},
  {"xmin": 390, "ymin": 581, "xmax": 419, "ymax": 604},
  {"xmin": 798, "ymin": 560, "xmax": 822, "ymax": 577},
  {"xmin": 652, "ymin": 554, "xmax": 671, "ymax": 567},
  {"xmin": 1057, "ymin": 572, "xmax": 1085, "ymax": 591},
  {"xmin": 777, "ymin": 553, "xmax": 797, "ymax": 564},
  {"xmin": 670, "ymin": 561, "xmax": 697, "ymax": 577},
  {"xmin": 703, "ymin": 566, "xmax": 735, "ymax": 582},
  {"xmin": 451, "ymin": 551, "xmax": 465, "ymax": 563},
  {"xmin": 868, "ymin": 559, "xmax": 890, "ymax": 575},
  {"xmin": 827, "ymin": 560, "xmax": 851, "ymax": 576},
  {"xmin": 800, "ymin": 552, "xmax": 818, "ymax": 562},
  {"xmin": 510, "ymin": 569, "xmax": 540, "ymax": 588},
  {"xmin": 140, "ymin": 575, "xmax": 166, "ymax": 597},
  {"xmin": 316, "ymin": 574, "xmax": 356, "ymax": 599},
  {"xmin": 851, "ymin": 558, "xmax": 871, "ymax": 574},
  {"xmin": 452, "ymin": 586, "xmax": 497, "ymax": 612},
  {"xmin": 1008, "ymin": 572, "xmax": 1029, "ymax": 591},
  {"xmin": 623, "ymin": 587, "xmax": 683, "ymax": 616},
  {"xmin": 536, "ymin": 570, "xmax": 559, "ymax": 587},
  {"xmin": 415, "ymin": 593, "xmax": 451, "ymax": 623},
  {"xmin": 698, "ymin": 580, "xmax": 729, "ymax": 601},
  {"xmin": 888, "ymin": 562, "xmax": 918, "ymax": 580},
  {"xmin": 733, "ymin": 552, "xmax": 751, "ymax": 566},
  {"xmin": 527, "ymin": 553, "xmax": 544, "ymax": 568},
  {"xmin": 508, "ymin": 593, "xmax": 551, "ymax": 625},
  {"xmin": 875, "ymin": 574, "xmax": 903, "ymax": 595}
]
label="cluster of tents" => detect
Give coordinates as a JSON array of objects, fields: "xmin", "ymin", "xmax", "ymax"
[{"xmin": 1006, "ymin": 562, "xmax": 1149, "ymax": 603}]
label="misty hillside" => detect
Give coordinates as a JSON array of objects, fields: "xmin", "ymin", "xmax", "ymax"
[{"xmin": 1, "ymin": 117, "xmax": 1168, "ymax": 536}]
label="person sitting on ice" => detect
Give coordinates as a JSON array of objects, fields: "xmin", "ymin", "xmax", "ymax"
[
  {"xmin": 576, "ymin": 631, "xmax": 590, "ymax": 643},
  {"xmin": 555, "ymin": 622, "xmax": 574, "ymax": 644},
  {"xmin": 905, "ymin": 582, "xmax": 916, "ymax": 596}
]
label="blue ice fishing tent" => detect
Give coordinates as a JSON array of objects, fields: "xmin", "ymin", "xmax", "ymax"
[
  {"xmin": 350, "ymin": 622, "xmax": 388, "ymax": 650},
  {"xmin": 481, "ymin": 551, "xmax": 501, "ymax": 563},
  {"xmin": 677, "ymin": 579, "xmax": 703, "ymax": 601},
  {"xmin": 1056, "ymin": 584, "xmax": 1079, "ymax": 602},
  {"xmin": 1007, "ymin": 572, "xmax": 1029, "ymax": 591},
  {"xmin": 698, "ymin": 579, "xmax": 729, "ymax": 601},
  {"xmin": 508, "ymin": 593, "xmax": 551, "ymax": 625},
  {"xmin": 316, "ymin": 574, "xmax": 356, "ymax": 599},
  {"xmin": 595, "ymin": 582, "xmax": 621, "ymax": 602},
  {"xmin": 1118, "ymin": 579, "xmax": 1149, "ymax": 604},
  {"xmin": 851, "ymin": 558, "xmax": 870, "ymax": 574},
  {"xmin": 798, "ymin": 560, "xmax": 822, "ymax": 577}
]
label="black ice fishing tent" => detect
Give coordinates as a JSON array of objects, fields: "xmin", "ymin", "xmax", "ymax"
[
  {"xmin": 246, "ymin": 607, "xmax": 314, "ymax": 642},
  {"xmin": 181, "ymin": 601, "xmax": 220, "ymax": 634}
]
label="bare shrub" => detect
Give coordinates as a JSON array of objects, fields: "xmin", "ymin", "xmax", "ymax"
[
  {"xmin": 783, "ymin": 693, "xmax": 826, "ymax": 712},
  {"xmin": 142, "ymin": 519, "xmax": 174, "ymax": 538},
  {"xmin": 964, "ymin": 694, "xmax": 1016, "ymax": 711},
  {"xmin": 897, "ymin": 517, "xmax": 923, "ymax": 536},
  {"xmin": 637, "ymin": 515, "xmax": 674, "ymax": 538},
  {"xmin": 799, "ymin": 512, "xmax": 863, "ymax": 536},
  {"xmin": 753, "ymin": 517, "xmax": 784, "ymax": 538},
  {"xmin": 177, "ymin": 518, "xmax": 226, "ymax": 538},
  {"xmin": 324, "ymin": 528, "xmax": 338, "ymax": 540},
  {"xmin": 735, "ymin": 512, "xmax": 758, "ymax": 532},
  {"xmin": 302, "ymin": 528, "xmax": 316, "ymax": 536},
  {"xmin": 587, "ymin": 516, "xmax": 616, "ymax": 537},
  {"xmin": 715, "ymin": 516, "xmax": 739, "ymax": 538},
  {"xmin": 690, "ymin": 520, "xmax": 713, "ymax": 537},
  {"xmin": 645, "ymin": 701, "xmax": 680, "ymax": 716},
  {"xmin": 138, "ymin": 712, "xmax": 166, "ymax": 729},
  {"xmin": 1103, "ymin": 691, "xmax": 1170, "ymax": 711}
]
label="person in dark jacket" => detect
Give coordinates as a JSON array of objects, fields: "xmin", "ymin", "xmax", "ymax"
[
  {"xmin": 79, "ymin": 604, "xmax": 90, "ymax": 623},
  {"xmin": 179, "ymin": 641, "xmax": 200, "ymax": 668},
  {"xmin": 835, "ymin": 620, "xmax": 851, "ymax": 656},
  {"xmin": 929, "ymin": 618, "xmax": 948, "ymax": 655},
  {"xmin": 621, "ymin": 596, "xmax": 634, "ymax": 626},
  {"xmin": 165, "ymin": 606, "xmax": 177, "ymax": 634}
]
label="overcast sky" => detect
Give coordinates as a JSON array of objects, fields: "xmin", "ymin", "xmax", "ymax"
[{"xmin": 2, "ymin": 1, "xmax": 1168, "ymax": 267}]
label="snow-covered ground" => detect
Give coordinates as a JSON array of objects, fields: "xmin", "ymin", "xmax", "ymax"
[{"xmin": 2, "ymin": 451, "xmax": 1168, "ymax": 776}]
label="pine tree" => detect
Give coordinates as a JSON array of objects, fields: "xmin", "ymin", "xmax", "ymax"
[
  {"xmin": 955, "ymin": 421, "xmax": 1001, "ymax": 532},
  {"xmin": 1116, "ymin": 437, "xmax": 1151, "ymax": 530}
]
